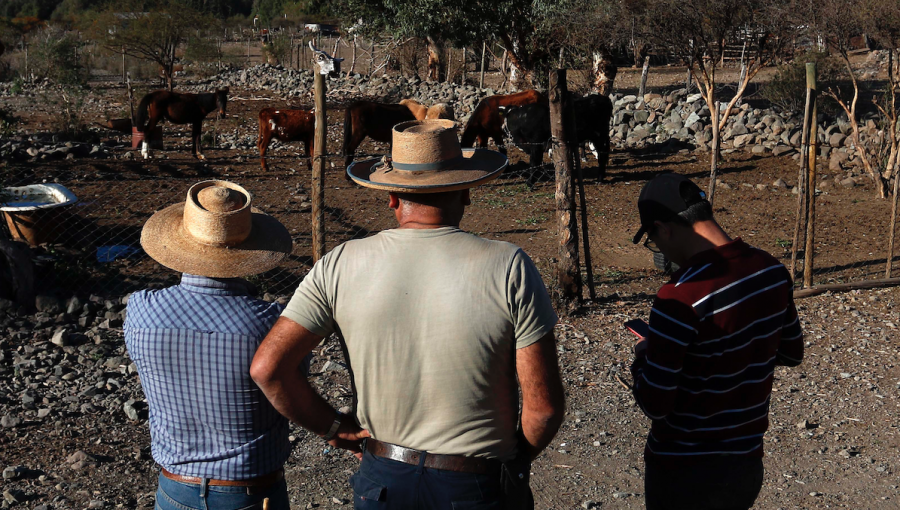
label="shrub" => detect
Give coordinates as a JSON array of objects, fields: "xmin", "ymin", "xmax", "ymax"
[
  {"xmin": 0, "ymin": 106, "xmax": 19, "ymax": 136},
  {"xmin": 761, "ymin": 51, "xmax": 842, "ymax": 114},
  {"xmin": 31, "ymin": 28, "xmax": 87, "ymax": 85},
  {"xmin": 41, "ymin": 87, "xmax": 93, "ymax": 141}
]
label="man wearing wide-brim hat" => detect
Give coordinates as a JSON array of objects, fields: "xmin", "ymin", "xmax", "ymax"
[
  {"xmin": 124, "ymin": 180, "xmax": 304, "ymax": 510},
  {"xmin": 251, "ymin": 119, "xmax": 566, "ymax": 509}
]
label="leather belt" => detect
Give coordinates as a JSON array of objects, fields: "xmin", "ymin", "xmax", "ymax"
[
  {"xmin": 365, "ymin": 439, "xmax": 501, "ymax": 475},
  {"xmin": 161, "ymin": 468, "xmax": 284, "ymax": 488}
]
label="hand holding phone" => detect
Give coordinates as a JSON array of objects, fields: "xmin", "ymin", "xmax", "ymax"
[{"xmin": 624, "ymin": 319, "xmax": 650, "ymax": 358}]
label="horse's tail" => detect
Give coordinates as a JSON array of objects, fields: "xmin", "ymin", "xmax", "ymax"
[
  {"xmin": 342, "ymin": 103, "xmax": 356, "ymax": 157},
  {"xmin": 134, "ymin": 93, "xmax": 153, "ymax": 132}
]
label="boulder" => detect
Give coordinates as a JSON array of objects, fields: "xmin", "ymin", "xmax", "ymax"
[
  {"xmin": 733, "ymin": 134, "xmax": 754, "ymax": 148},
  {"xmin": 829, "ymin": 133, "xmax": 847, "ymax": 147},
  {"xmin": 830, "ymin": 150, "xmax": 850, "ymax": 172}
]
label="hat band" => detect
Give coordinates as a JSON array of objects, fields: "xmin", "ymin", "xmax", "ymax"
[{"xmin": 391, "ymin": 155, "xmax": 464, "ymax": 172}]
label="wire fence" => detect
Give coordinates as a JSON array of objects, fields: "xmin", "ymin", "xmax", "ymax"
[{"xmin": 3, "ymin": 126, "xmax": 896, "ymax": 307}]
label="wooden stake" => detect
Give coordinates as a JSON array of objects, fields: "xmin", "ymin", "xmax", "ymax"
[
  {"xmin": 480, "ymin": 42, "xmax": 487, "ymax": 89},
  {"xmin": 887, "ymin": 163, "xmax": 900, "ymax": 278},
  {"xmin": 638, "ymin": 55, "xmax": 650, "ymax": 98},
  {"xmin": 790, "ymin": 73, "xmax": 814, "ymax": 280},
  {"xmin": 708, "ymin": 101, "xmax": 720, "ymax": 207},
  {"xmin": 121, "ymin": 46, "xmax": 126, "ymax": 84},
  {"xmin": 462, "ymin": 47, "xmax": 466, "ymax": 84},
  {"xmin": 549, "ymin": 69, "xmax": 581, "ymax": 312},
  {"xmin": 574, "ymin": 149, "xmax": 596, "ymax": 301},
  {"xmin": 803, "ymin": 63, "xmax": 818, "ymax": 289},
  {"xmin": 312, "ymin": 70, "xmax": 327, "ymax": 262}
]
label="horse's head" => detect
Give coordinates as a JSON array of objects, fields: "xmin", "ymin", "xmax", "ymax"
[{"xmin": 216, "ymin": 87, "xmax": 229, "ymax": 118}]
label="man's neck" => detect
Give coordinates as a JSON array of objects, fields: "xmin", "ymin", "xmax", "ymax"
[{"xmin": 681, "ymin": 220, "xmax": 733, "ymax": 262}]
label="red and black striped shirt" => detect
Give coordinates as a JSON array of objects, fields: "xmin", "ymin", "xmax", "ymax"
[{"xmin": 632, "ymin": 238, "xmax": 804, "ymax": 459}]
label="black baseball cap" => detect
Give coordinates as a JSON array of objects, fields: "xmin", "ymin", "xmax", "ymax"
[{"xmin": 632, "ymin": 173, "xmax": 708, "ymax": 244}]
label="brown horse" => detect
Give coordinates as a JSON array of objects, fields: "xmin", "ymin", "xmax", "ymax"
[
  {"xmin": 342, "ymin": 100, "xmax": 416, "ymax": 168},
  {"xmin": 135, "ymin": 88, "xmax": 229, "ymax": 160},
  {"xmin": 460, "ymin": 90, "xmax": 547, "ymax": 154},
  {"xmin": 257, "ymin": 107, "xmax": 314, "ymax": 172},
  {"xmin": 399, "ymin": 99, "xmax": 457, "ymax": 121}
]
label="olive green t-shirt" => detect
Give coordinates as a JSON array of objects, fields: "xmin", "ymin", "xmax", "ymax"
[{"xmin": 282, "ymin": 227, "xmax": 557, "ymax": 460}]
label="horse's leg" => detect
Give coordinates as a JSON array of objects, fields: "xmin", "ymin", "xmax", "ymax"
[
  {"xmin": 259, "ymin": 130, "xmax": 272, "ymax": 171},
  {"xmin": 192, "ymin": 121, "xmax": 204, "ymax": 160},
  {"xmin": 142, "ymin": 106, "xmax": 160, "ymax": 159},
  {"xmin": 305, "ymin": 136, "xmax": 315, "ymax": 175}
]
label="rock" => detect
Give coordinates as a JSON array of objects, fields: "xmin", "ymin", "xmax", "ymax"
[
  {"xmin": 733, "ymin": 134, "xmax": 754, "ymax": 148},
  {"xmin": 684, "ymin": 112, "xmax": 701, "ymax": 128},
  {"xmin": 756, "ymin": 183, "xmax": 767, "ymax": 190},
  {"xmin": 66, "ymin": 296, "xmax": 83, "ymax": 315},
  {"xmin": 797, "ymin": 419, "xmax": 811, "ymax": 429},
  {"xmin": 89, "ymin": 500, "xmax": 105, "ymax": 509},
  {"xmin": 686, "ymin": 93, "xmax": 703, "ymax": 103},
  {"xmin": 2, "ymin": 466, "xmax": 22, "ymax": 480},
  {"xmin": 633, "ymin": 110, "xmax": 650, "ymax": 124},
  {"xmin": 37, "ymin": 408, "xmax": 51, "ymax": 419},
  {"xmin": 773, "ymin": 145, "xmax": 794, "ymax": 157},
  {"xmin": 829, "ymin": 133, "xmax": 847, "ymax": 147},
  {"xmin": 729, "ymin": 123, "xmax": 749, "ymax": 137},
  {"xmin": 773, "ymin": 178, "xmax": 789, "ymax": 189},
  {"xmin": 751, "ymin": 145, "xmax": 766, "ymax": 154},
  {"xmin": 51, "ymin": 328, "xmax": 70, "ymax": 347},
  {"xmin": 0, "ymin": 415, "xmax": 21, "ymax": 428},
  {"xmin": 830, "ymin": 151, "xmax": 850, "ymax": 172},
  {"xmin": 26, "ymin": 147, "xmax": 39, "ymax": 157},
  {"xmin": 66, "ymin": 450, "xmax": 99, "ymax": 470},
  {"xmin": 3, "ymin": 489, "xmax": 24, "ymax": 504},
  {"xmin": 629, "ymin": 128, "xmax": 651, "ymax": 142},
  {"xmin": 582, "ymin": 501, "xmax": 599, "ymax": 509},
  {"xmin": 840, "ymin": 177, "xmax": 857, "ymax": 187},
  {"xmin": 35, "ymin": 295, "xmax": 62, "ymax": 314}
]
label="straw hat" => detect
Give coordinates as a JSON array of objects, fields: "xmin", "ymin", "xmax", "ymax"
[
  {"xmin": 141, "ymin": 180, "xmax": 292, "ymax": 278},
  {"xmin": 347, "ymin": 119, "xmax": 508, "ymax": 193}
]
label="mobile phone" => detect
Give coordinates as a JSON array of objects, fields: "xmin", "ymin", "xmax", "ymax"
[{"xmin": 624, "ymin": 319, "xmax": 650, "ymax": 339}]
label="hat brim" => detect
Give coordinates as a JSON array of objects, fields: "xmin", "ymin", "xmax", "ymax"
[
  {"xmin": 141, "ymin": 202, "xmax": 292, "ymax": 278},
  {"xmin": 346, "ymin": 148, "xmax": 508, "ymax": 193},
  {"xmin": 632, "ymin": 226, "xmax": 648, "ymax": 244}
]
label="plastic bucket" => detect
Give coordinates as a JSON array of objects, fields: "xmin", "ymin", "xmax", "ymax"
[{"xmin": 132, "ymin": 126, "xmax": 164, "ymax": 150}]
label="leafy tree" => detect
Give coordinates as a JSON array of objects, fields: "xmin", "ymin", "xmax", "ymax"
[
  {"xmin": 337, "ymin": 0, "xmax": 567, "ymax": 87},
  {"xmin": 86, "ymin": 0, "xmax": 211, "ymax": 90}
]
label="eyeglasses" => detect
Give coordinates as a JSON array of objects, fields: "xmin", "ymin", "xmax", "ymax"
[{"xmin": 643, "ymin": 227, "xmax": 661, "ymax": 253}]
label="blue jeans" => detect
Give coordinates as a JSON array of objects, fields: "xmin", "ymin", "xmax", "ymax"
[
  {"xmin": 155, "ymin": 473, "xmax": 290, "ymax": 510},
  {"xmin": 350, "ymin": 450, "xmax": 504, "ymax": 509}
]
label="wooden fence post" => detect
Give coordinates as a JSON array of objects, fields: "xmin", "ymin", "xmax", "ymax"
[
  {"xmin": 549, "ymin": 69, "xmax": 581, "ymax": 311},
  {"xmin": 312, "ymin": 60, "xmax": 327, "ymax": 262},
  {"xmin": 803, "ymin": 63, "xmax": 818, "ymax": 289},
  {"xmin": 638, "ymin": 55, "xmax": 650, "ymax": 98},
  {"xmin": 121, "ymin": 46, "xmax": 126, "ymax": 84},
  {"xmin": 708, "ymin": 101, "xmax": 720, "ymax": 207},
  {"xmin": 790, "ymin": 67, "xmax": 814, "ymax": 280},
  {"xmin": 462, "ymin": 47, "xmax": 466, "ymax": 84},
  {"xmin": 480, "ymin": 42, "xmax": 487, "ymax": 89}
]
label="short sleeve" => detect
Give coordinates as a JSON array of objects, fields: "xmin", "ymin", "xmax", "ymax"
[
  {"xmin": 507, "ymin": 249, "xmax": 558, "ymax": 349},
  {"xmin": 281, "ymin": 248, "xmax": 339, "ymax": 337}
]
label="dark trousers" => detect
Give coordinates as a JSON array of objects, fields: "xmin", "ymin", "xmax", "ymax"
[
  {"xmin": 350, "ymin": 450, "xmax": 505, "ymax": 509},
  {"xmin": 644, "ymin": 456, "xmax": 764, "ymax": 510}
]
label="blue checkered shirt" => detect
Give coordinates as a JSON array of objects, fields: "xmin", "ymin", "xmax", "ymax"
[{"xmin": 124, "ymin": 274, "xmax": 291, "ymax": 480}]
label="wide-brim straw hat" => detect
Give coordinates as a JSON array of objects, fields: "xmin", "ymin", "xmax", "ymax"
[
  {"xmin": 347, "ymin": 119, "xmax": 508, "ymax": 193},
  {"xmin": 141, "ymin": 180, "xmax": 292, "ymax": 278}
]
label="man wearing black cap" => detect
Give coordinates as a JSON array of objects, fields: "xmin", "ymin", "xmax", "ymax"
[{"xmin": 630, "ymin": 173, "xmax": 804, "ymax": 510}]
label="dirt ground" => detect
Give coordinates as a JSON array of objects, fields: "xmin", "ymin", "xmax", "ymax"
[{"xmin": 1, "ymin": 79, "xmax": 899, "ymax": 509}]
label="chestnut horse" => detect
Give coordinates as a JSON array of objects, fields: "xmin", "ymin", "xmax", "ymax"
[
  {"xmin": 460, "ymin": 90, "xmax": 547, "ymax": 154},
  {"xmin": 342, "ymin": 100, "xmax": 416, "ymax": 168},
  {"xmin": 257, "ymin": 107, "xmax": 314, "ymax": 172},
  {"xmin": 135, "ymin": 88, "xmax": 229, "ymax": 160},
  {"xmin": 399, "ymin": 99, "xmax": 457, "ymax": 121}
]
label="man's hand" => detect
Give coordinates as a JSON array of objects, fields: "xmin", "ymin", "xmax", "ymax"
[
  {"xmin": 328, "ymin": 421, "xmax": 371, "ymax": 460},
  {"xmin": 634, "ymin": 337, "xmax": 648, "ymax": 359}
]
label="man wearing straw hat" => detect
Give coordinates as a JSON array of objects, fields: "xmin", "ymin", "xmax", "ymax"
[
  {"xmin": 251, "ymin": 119, "xmax": 566, "ymax": 509},
  {"xmin": 124, "ymin": 180, "xmax": 301, "ymax": 510}
]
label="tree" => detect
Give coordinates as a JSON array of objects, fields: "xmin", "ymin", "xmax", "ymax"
[
  {"xmin": 337, "ymin": 0, "xmax": 565, "ymax": 88},
  {"xmin": 86, "ymin": 1, "xmax": 210, "ymax": 91},
  {"xmin": 645, "ymin": 0, "xmax": 790, "ymax": 204}
]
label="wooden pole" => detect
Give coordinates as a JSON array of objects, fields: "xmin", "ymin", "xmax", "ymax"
[
  {"xmin": 794, "ymin": 277, "xmax": 900, "ymax": 299},
  {"xmin": 480, "ymin": 41, "xmax": 487, "ymax": 89},
  {"xmin": 887, "ymin": 160, "xmax": 900, "ymax": 278},
  {"xmin": 803, "ymin": 63, "xmax": 818, "ymax": 289},
  {"xmin": 790, "ymin": 73, "xmax": 814, "ymax": 280},
  {"xmin": 638, "ymin": 54, "xmax": 650, "ymax": 98},
  {"xmin": 549, "ymin": 69, "xmax": 581, "ymax": 311},
  {"xmin": 121, "ymin": 46, "xmax": 126, "ymax": 84},
  {"xmin": 312, "ymin": 69, "xmax": 327, "ymax": 262},
  {"xmin": 574, "ymin": 142, "xmax": 596, "ymax": 301},
  {"xmin": 462, "ymin": 47, "xmax": 466, "ymax": 84},
  {"xmin": 708, "ymin": 101, "xmax": 720, "ymax": 207}
]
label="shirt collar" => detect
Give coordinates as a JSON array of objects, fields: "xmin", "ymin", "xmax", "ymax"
[
  {"xmin": 179, "ymin": 274, "xmax": 253, "ymax": 296},
  {"xmin": 684, "ymin": 237, "xmax": 749, "ymax": 267}
]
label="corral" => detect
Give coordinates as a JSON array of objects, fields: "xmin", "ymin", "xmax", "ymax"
[{"xmin": 0, "ymin": 60, "xmax": 899, "ymax": 509}]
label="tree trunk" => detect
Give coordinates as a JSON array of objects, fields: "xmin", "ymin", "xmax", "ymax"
[
  {"xmin": 165, "ymin": 66, "xmax": 174, "ymax": 91},
  {"xmin": 426, "ymin": 36, "xmax": 445, "ymax": 82},
  {"xmin": 638, "ymin": 55, "xmax": 650, "ymax": 98},
  {"xmin": 708, "ymin": 101, "xmax": 720, "ymax": 207},
  {"xmin": 591, "ymin": 47, "xmax": 617, "ymax": 96}
]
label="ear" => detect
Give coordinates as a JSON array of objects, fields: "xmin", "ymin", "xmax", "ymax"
[{"xmin": 388, "ymin": 192, "xmax": 400, "ymax": 210}]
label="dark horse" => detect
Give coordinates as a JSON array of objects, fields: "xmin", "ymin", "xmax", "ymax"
[
  {"xmin": 135, "ymin": 88, "xmax": 229, "ymax": 160},
  {"xmin": 342, "ymin": 100, "xmax": 416, "ymax": 169}
]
